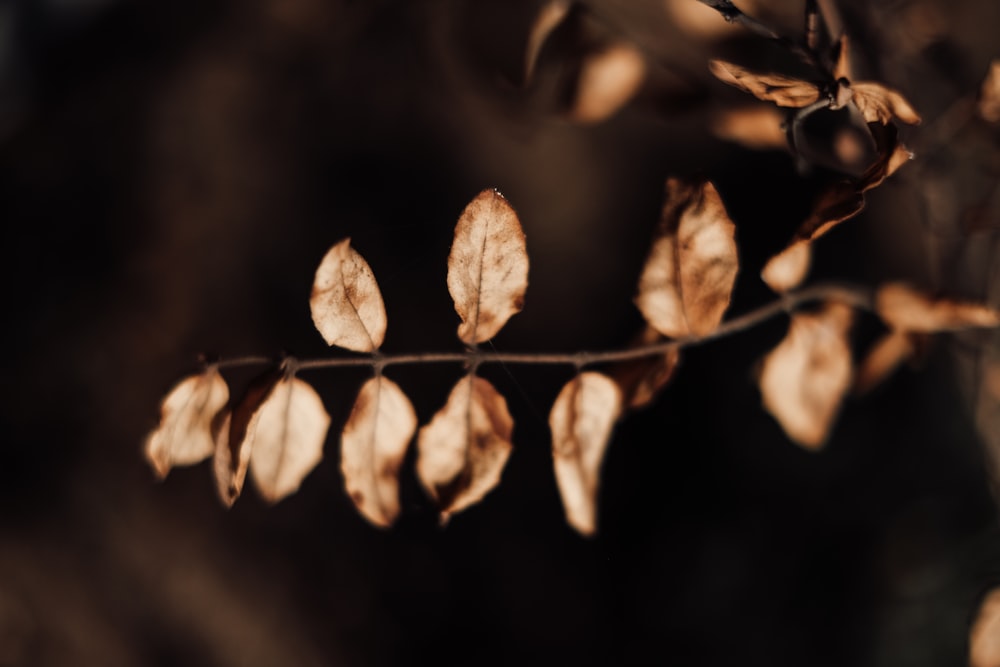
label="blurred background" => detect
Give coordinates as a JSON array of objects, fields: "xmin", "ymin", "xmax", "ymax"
[{"xmin": 1, "ymin": 0, "xmax": 999, "ymax": 664}]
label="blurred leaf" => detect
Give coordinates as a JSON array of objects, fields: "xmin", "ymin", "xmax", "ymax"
[
  {"xmin": 570, "ymin": 42, "xmax": 646, "ymax": 123},
  {"xmin": 448, "ymin": 189, "xmax": 529, "ymax": 345},
  {"xmin": 876, "ymin": 282, "xmax": 1000, "ymax": 333},
  {"xmin": 608, "ymin": 325, "xmax": 681, "ymax": 409},
  {"xmin": 709, "ymin": 60, "xmax": 821, "ymax": 108},
  {"xmin": 761, "ymin": 241, "xmax": 812, "ymax": 293},
  {"xmin": 971, "ymin": 587, "xmax": 1000, "ymax": 667},
  {"xmin": 635, "ymin": 178, "xmax": 739, "ymax": 338},
  {"xmin": 341, "ymin": 376, "xmax": 417, "ymax": 527},
  {"xmin": 710, "ymin": 106, "xmax": 788, "ymax": 150},
  {"xmin": 549, "ymin": 372, "xmax": 622, "ymax": 535},
  {"xmin": 524, "ymin": 0, "xmax": 572, "ymax": 85},
  {"xmin": 853, "ymin": 330, "xmax": 919, "ymax": 395},
  {"xmin": 979, "ymin": 60, "xmax": 1000, "ymax": 124},
  {"xmin": 311, "ymin": 238, "xmax": 387, "ymax": 352}
]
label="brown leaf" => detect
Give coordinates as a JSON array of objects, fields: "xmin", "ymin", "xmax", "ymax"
[
  {"xmin": 340, "ymin": 375, "xmax": 417, "ymax": 527},
  {"xmin": 709, "ymin": 60, "xmax": 821, "ymax": 108},
  {"xmin": 608, "ymin": 325, "xmax": 681, "ymax": 409},
  {"xmin": 849, "ymin": 82, "xmax": 921, "ymax": 125},
  {"xmin": 249, "ymin": 376, "xmax": 331, "ymax": 504},
  {"xmin": 759, "ymin": 301, "xmax": 855, "ymax": 449},
  {"xmin": 635, "ymin": 178, "xmax": 739, "ymax": 338},
  {"xmin": 145, "ymin": 367, "xmax": 229, "ymax": 479},
  {"xmin": 447, "ymin": 189, "xmax": 529, "ymax": 345},
  {"xmin": 524, "ymin": 0, "xmax": 572, "ymax": 84},
  {"xmin": 549, "ymin": 372, "xmax": 623, "ymax": 535},
  {"xmin": 570, "ymin": 42, "xmax": 646, "ymax": 123},
  {"xmin": 971, "ymin": 587, "xmax": 1000, "ymax": 667},
  {"xmin": 213, "ymin": 368, "xmax": 284, "ymax": 507},
  {"xmin": 978, "ymin": 60, "xmax": 1000, "ymax": 124},
  {"xmin": 853, "ymin": 330, "xmax": 917, "ymax": 395},
  {"xmin": 310, "ymin": 238, "xmax": 387, "ymax": 352},
  {"xmin": 710, "ymin": 106, "xmax": 789, "ymax": 150},
  {"xmin": 416, "ymin": 375, "xmax": 514, "ymax": 521},
  {"xmin": 761, "ymin": 241, "xmax": 812, "ymax": 293},
  {"xmin": 876, "ymin": 282, "xmax": 1000, "ymax": 333}
]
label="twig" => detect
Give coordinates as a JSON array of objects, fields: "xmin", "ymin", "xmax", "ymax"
[{"xmin": 694, "ymin": 0, "xmax": 821, "ymax": 69}]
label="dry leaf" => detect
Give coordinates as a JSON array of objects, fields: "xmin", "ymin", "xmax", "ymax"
[
  {"xmin": 759, "ymin": 301, "xmax": 855, "ymax": 449},
  {"xmin": 249, "ymin": 376, "xmax": 331, "ymax": 504},
  {"xmin": 570, "ymin": 42, "xmax": 646, "ymax": 123},
  {"xmin": 979, "ymin": 60, "xmax": 1000, "ymax": 124},
  {"xmin": 524, "ymin": 0, "xmax": 572, "ymax": 84},
  {"xmin": 340, "ymin": 375, "xmax": 417, "ymax": 527},
  {"xmin": 849, "ymin": 82, "xmax": 921, "ymax": 125},
  {"xmin": 145, "ymin": 367, "xmax": 229, "ymax": 479},
  {"xmin": 416, "ymin": 375, "xmax": 514, "ymax": 521},
  {"xmin": 876, "ymin": 282, "xmax": 1000, "ymax": 333},
  {"xmin": 447, "ymin": 189, "xmax": 529, "ymax": 345},
  {"xmin": 761, "ymin": 241, "xmax": 812, "ymax": 293},
  {"xmin": 213, "ymin": 369, "xmax": 283, "ymax": 507},
  {"xmin": 609, "ymin": 325, "xmax": 681, "ymax": 409},
  {"xmin": 971, "ymin": 587, "xmax": 1000, "ymax": 667},
  {"xmin": 549, "ymin": 372, "xmax": 623, "ymax": 535},
  {"xmin": 635, "ymin": 178, "xmax": 739, "ymax": 338},
  {"xmin": 709, "ymin": 60, "xmax": 821, "ymax": 108},
  {"xmin": 853, "ymin": 330, "xmax": 918, "ymax": 395},
  {"xmin": 310, "ymin": 238, "xmax": 387, "ymax": 352},
  {"xmin": 710, "ymin": 106, "xmax": 788, "ymax": 150}
]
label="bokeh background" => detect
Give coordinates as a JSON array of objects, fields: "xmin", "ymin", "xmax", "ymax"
[{"xmin": 2, "ymin": 0, "xmax": 999, "ymax": 665}]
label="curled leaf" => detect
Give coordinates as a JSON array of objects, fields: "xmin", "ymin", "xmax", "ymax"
[
  {"xmin": 416, "ymin": 375, "xmax": 514, "ymax": 521},
  {"xmin": 876, "ymin": 282, "xmax": 1000, "ymax": 333},
  {"xmin": 853, "ymin": 330, "xmax": 919, "ymax": 395},
  {"xmin": 310, "ymin": 238, "xmax": 387, "ymax": 352},
  {"xmin": 979, "ymin": 60, "xmax": 1000, "ymax": 124},
  {"xmin": 524, "ymin": 0, "xmax": 572, "ymax": 84},
  {"xmin": 570, "ymin": 42, "xmax": 646, "ymax": 124},
  {"xmin": 971, "ymin": 587, "xmax": 1000, "ymax": 667},
  {"xmin": 145, "ymin": 367, "xmax": 229, "ymax": 479},
  {"xmin": 709, "ymin": 60, "xmax": 821, "ymax": 108},
  {"xmin": 447, "ymin": 190, "xmax": 529, "ymax": 345},
  {"xmin": 549, "ymin": 372, "xmax": 623, "ymax": 536},
  {"xmin": 249, "ymin": 376, "xmax": 331, "ymax": 504},
  {"xmin": 635, "ymin": 178, "xmax": 739, "ymax": 338},
  {"xmin": 341, "ymin": 376, "xmax": 417, "ymax": 527},
  {"xmin": 608, "ymin": 325, "xmax": 681, "ymax": 410},
  {"xmin": 849, "ymin": 82, "xmax": 921, "ymax": 125},
  {"xmin": 759, "ymin": 301, "xmax": 855, "ymax": 449}
]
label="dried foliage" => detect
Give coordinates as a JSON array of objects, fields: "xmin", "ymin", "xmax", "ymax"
[
  {"xmin": 971, "ymin": 588, "xmax": 1000, "ymax": 667},
  {"xmin": 876, "ymin": 282, "xmax": 1000, "ymax": 333},
  {"xmin": 311, "ymin": 238, "xmax": 387, "ymax": 353},
  {"xmin": 853, "ymin": 330, "xmax": 919, "ymax": 395},
  {"xmin": 980, "ymin": 60, "xmax": 1000, "ymax": 124},
  {"xmin": 570, "ymin": 42, "xmax": 647, "ymax": 124},
  {"xmin": 524, "ymin": 0, "xmax": 571, "ymax": 84},
  {"xmin": 709, "ymin": 60, "xmax": 822, "ymax": 108}
]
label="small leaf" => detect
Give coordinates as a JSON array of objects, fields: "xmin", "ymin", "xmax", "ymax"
[
  {"xmin": 971, "ymin": 587, "xmax": 1000, "ymax": 667},
  {"xmin": 524, "ymin": 0, "xmax": 572, "ymax": 84},
  {"xmin": 759, "ymin": 301, "xmax": 855, "ymax": 449},
  {"xmin": 635, "ymin": 178, "xmax": 739, "ymax": 338},
  {"xmin": 761, "ymin": 241, "xmax": 812, "ymax": 294},
  {"xmin": 447, "ymin": 190, "xmax": 530, "ymax": 345},
  {"xmin": 710, "ymin": 106, "xmax": 788, "ymax": 150},
  {"xmin": 849, "ymin": 82, "xmax": 921, "ymax": 125},
  {"xmin": 416, "ymin": 375, "xmax": 514, "ymax": 521},
  {"xmin": 876, "ymin": 282, "xmax": 1000, "ymax": 333},
  {"xmin": 549, "ymin": 372, "xmax": 623, "ymax": 536},
  {"xmin": 853, "ymin": 330, "xmax": 918, "ymax": 395},
  {"xmin": 608, "ymin": 325, "xmax": 681, "ymax": 409},
  {"xmin": 213, "ymin": 368, "xmax": 284, "ymax": 507},
  {"xmin": 145, "ymin": 367, "xmax": 229, "ymax": 479},
  {"xmin": 341, "ymin": 376, "xmax": 417, "ymax": 527},
  {"xmin": 310, "ymin": 238, "xmax": 387, "ymax": 352},
  {"xmin": 978, "ymin": 60, "xmax": 1000, "ymax": 124},
  {"xmin": 570, "ymin": 42, "xmax": 646, "ymax": 124},
  {"xmin": 249, "ymin": 376, "xmax": 331, "ymax": 504},
  {"xmin": 709, "ymin": 60, "xmax": 822, "ymax": 108}
]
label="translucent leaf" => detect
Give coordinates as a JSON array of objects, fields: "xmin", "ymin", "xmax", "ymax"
[
  {"xmin": 853, "ymin": 330, "xmax": 918, "ymax": 395},
  {"xmin": 979, "ymin": 60, "xmax": 1000, "ymax": 124},
  {"xmin": 761, "ymin": 241, "xmax": 812, "ymax": 294},
  {"xmin": 709, "ymin": 60, "xmax": 822, "ymax": 108},
  {"xmin": 249, "ymin": 376, "xmax": 331, "ymax": 504},
  {"xmin": 145, "ymin": 367, "xmax": 229, "ymax": 479},
  {"xmin": 310, "ymin": 238, "xmax": 387, "ymax": 352},
  {"xmin": 524, "ymin": 0, "xmax": 571, "ymax": 84},
  {"xmin": 549, "ymin": 372, "xmax": 622, "ymax": 536},
  {"xmin": 635, "ymin": 178, "xmax": 739, "ymax": 338},
  {"xmin": 447, "ymin": 190, "xmax": 530, "ymax": 345},
  {"xmin": 759, "ymin": 301, "xmax": 855, "ymax": 449},
  {"xmin": 971, "ymin": 587, "xmax": 1000, "ymax": 667},
  {"xmin": 876, "ymin": 282, "xmax": 1000, "ymax": 333},
  {"xmin": 213, "ymin": 369, "xmax": 283, "ymax": 507},
  {"xmin": 340, "ymin": 375, "xmax": 417, "ymax": 527},
  {"xmin": 570, "ymin": 42, "xmax": 646, "ymax": 124},
  {"xmin": 608, "ymin": 325, "xmax": 681, "ymax": 410},
  {"xmin": 849, "ymin": 82, "xmax": 921, "ymax": 125},
  {"xmin": 416, "ymin": 375, "xmax": 514, "ymax": 521}
]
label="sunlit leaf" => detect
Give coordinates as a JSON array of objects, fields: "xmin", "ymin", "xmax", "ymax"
[
  {"xmin": 549, "ymin": 372, "xmax": 622, "ymax": 535},
  {"xmin": 853, "ymin": 330, "xmax": 918, "ymax": 395},
  {"xmin": 876, "ymin": 282, "xmax": 1000, "ymax": 333},
  {"xmin": 416, "ymin": 375, "xmax": 514, "ymax": 521},
  {"xmin": 709, "ymin": 60, "xmax": 821, "ymax": 108},
  {"xmin": 310, "ymin": 238, "xmax": 387, "ymax": 352},
  {"xmin": 341, "ymin": 375, "xmax": 417, "ymax": 527},
  {"xmin": 447, "ymin": 189, "xmax": 530, "ymax": 345},
  {"xmin": 759, "ymin": 301, "xmax": 855, "ymax": 449},
  {"xmin": 979, "ymin": 60, "xmax": 1000, "ymax": 124},
  {"xmin": 971, "ymin": 587, "xmax": 1000, "ymax": 667},
  {"xmin": 249, "ymin": 376, "xmax": 331, "ymax": 504},
  {"xmin": 524, "ymin": 0, "xmax": 572, "ymax": 84},
  {"xmin": 849, "ymin": 82, "xmax": 921, "ymax": 125},
  {"xmin": 145, "ymin": 367, "xmax": 229, "ymax": 479},
  {"xmin": 570, "ymin": 42, "xmax": 646, "ymax": 123},
  {"xmin": 635, "ymin": 178, "xmax": 739, "ymax": 338},
  {"xmin": 608, "ymin": 325, "xmax": 681, "ymax": 409}
]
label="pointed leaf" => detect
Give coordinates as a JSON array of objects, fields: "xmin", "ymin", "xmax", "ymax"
[
  {"xmin": 971, "ymin": 587, "xmax": 1000, "ymax": 667},
  {"xmin": 549, "ymin": 372, "xmax": 622, "ymax": 536},
  {"xmin": 310, "ymin": 238, "xmax": 387, "ymax": 352},
  {"xmin": 145, "ymin": 367, "xmax": 229, "ymax": 479},
  {"xmin": 850, "ymin": 82, "xmax": 921, "ymax": 125},
  {"xmin": 416, "ymin": 375, "xmax": 514, "ymax": 521},
  {"xmin": 709, "ymin": 60, "xmax": 822, "ymax": 108},
  {"xmin": 853, "ymin": 330, "xmax": 918, "ymax": 395},
  {"xmin": 248, "ymin": 376, "xmax": 330, "ymax": 503},
  {"xmin": 759, "ymin": 301, "xmax": 855, "ymax": 449},
  {"xmin": 979, "ymin": 60, "xmax": 1000, "ymax": 124},
  {"xmin": 570, "ymin": 42, "xmax": 646, "ymax": 124},
  {"xmin": 876, "ymin": 282, "xmax": 1000, "ymax": 333},
  {"xmin": 447, "ymin": 190, "xmax": 530, "ymax": 345},
  {"xmin": 608, "ymin": 325, "xmax": 681, "ymax": 409},
  {"xmin": 340, "ymin": 375, "xmax": 417, "ymax": 527},
  {"xmin": 524, "ymin": 0, "xmax": 572, "ymax": 84},
  {"xmin": 635, "ymin": 178, "xmax": 739, "ymax": 338}
]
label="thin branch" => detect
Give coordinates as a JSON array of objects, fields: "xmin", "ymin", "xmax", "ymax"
[{"xmin": 695, "ymin": 0, "xmax": 821, "ymax": 69}]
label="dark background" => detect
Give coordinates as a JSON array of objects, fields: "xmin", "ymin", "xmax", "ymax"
[{"xmin": 2, "ymin": 0, "xmax": 999, "ymax": 665}]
